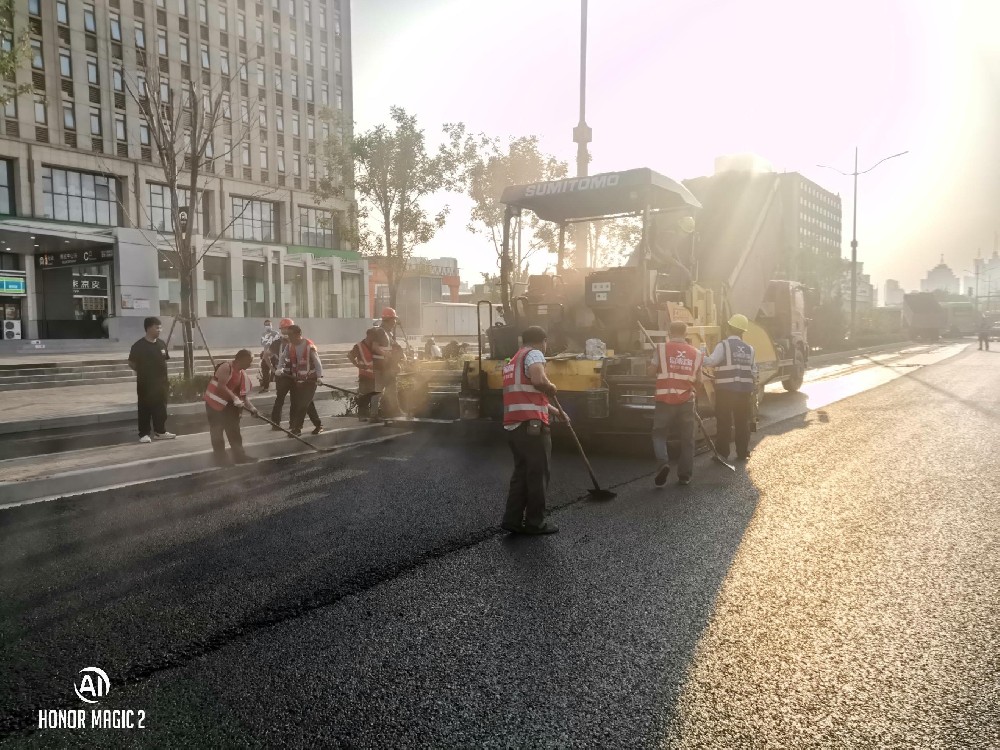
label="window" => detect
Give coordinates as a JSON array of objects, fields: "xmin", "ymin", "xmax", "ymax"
[
  {"xmin": 3, "ymin": 97, "xmax": 16, "ymax": 119},
  {"xmin": 237, "ymin": 13, "xmax": 246, "ymax": 37},
  {"xmin": 223, "ymin": 139, "xmax": 232, "ymax": 163},
  {"xmin": 218, "ymin": 8, "xmax": 228, "ymax": 31},
  {"xmin": 320, "ymin": 83, "xmax": 328, "ymax": 106},
  {"xmin": 113, "ymin": 67, "xmax": 124, "ymax": 92},
  {"xmin": 273, "ymin": 70, "xmax": 282, "ymax": 91},
  {"xmin": 275, "ymin": 110, "xmax": 284, "ymax": 132},
  {"xmin": 179, "ymin": 0, "xmax": 188, "ymax": 14},
  {"xmin": 30, "ymin": 39, "xmax": 43, "ymax": 70},
  {"xmin": 63, "ymin": 103, "xmax": 75, "ymax": 129},
  {"xmin": 241, "ymin": 142, "xmax": 250, "ymax": 166},
  {"xmin": 299, "ymin": 206, "xmax": 336, "ymax": 248},
  {"xmin": 335, "ymin": 88, "xmax": 342, "ymax": 110},
  {"xmin": 59, "ymin": 49, "xmax": 72, "ymax": 78},
  {"xmin": 89, "ymin": 110, "xmax": 101, "ymax": 135},
  {"xmin": 179, "ymin": 36, "xmax": 189, "ymax": 63},
  {"xmin": 42, "ymin": 167, "xmax": 119, "ymax": 226},
  {"xmin": 240, "ymin": 100, "xmax": 249, "ymax": 123},
  {"xmin": 86, "ymin": 58, "xmax": 98, "ymax": 85},
  {"xmin": 272, "ymin": 27, "xmax": 281, "ymax": 52},
  {"xmin": 277, "ymin": 149, "xmax": 285, "ymax": 173},
  {"xmin": 321, "ymin": 121, "xmax": 329, "ymax": 138},
  {"xmin": 204, "ymin": 256, "xmax": 231, "ymax": 317},
  {"xmin": 307, "ymin": 157, "xmax": 315, "ymax": 180},
  {"xmin": 320, "ymin": 44, "xmax": 327, "ymax": 68},
  {"xmin": 221, "ymin": 92, "xmax": 231, "ymax": 118},
  {"xmin": 231, "ymin": 197, "xmax": 276, "ymax": 242},
  {"xmin": 198, "ymin": 0, "xmax": 208, "ymax": 24},
  {"xmin": 284, "ymin": 265, "xmax": 307, "ymax": 318},
  {"xmin": 289, "ymin": 32, "xmax": 296, "ymax": 57},
  {"xmin": 139, "ymin": 120, "xmax": 150, "ymax": 145},
  {"xmin": 306, "ymin": 118, "xmax": 314, "ymax": 139},
  {"xmin": 288, "ymin": 0, "xmax": 295, "ymax": 16},
  {"xmin": 157, "ymin": 30, "xmax": 168, "ymax": 56},
  {"xmin": 57, "ymin": 0, "xmax": 69, "ymax": 24},
  {"xmin": 304, "ymin": 1, "xmax": 311, "ymax": 23},
  {"xmin": 305, "ymin": 78, "xmax": 313, "ymax": 102},
  {"xmin": 156, "ymin": 0, "xmax": 165, "ymax": 7},
  {"xmin": 334, "ymin": 48, "xmax": 341, "ymax": 73},
  {"xmin": 259, "ymin": 146, "xmax": 268, "ymax": 170},
  {"xmin": 0, "ymin": 159, "xmax": 12, "ymax": 215},
  {"xmin": 256, "ymin": 62, "xmax": 265, "ymax": 87},
  {"xmin": 255, "ymin": 20, "xmax": 264, "ymax": 44},
  {"xmin": 290, "ymin": 74, "xmax": 298, "ymax": 97},
  {"xmin": 148, "ymin": 184, "xmax": 195, "ymax": 232},
  {"xmin": 318, "ymin": 5, "xmax": 325, "ymax": 28},
  {"xmin": 159, "ymin": 81, "xmax": 170, "ymax": 102},
  {"xmin": 220, "ymin": 50, "xmax": 230, "ymax": 76},
  {"xmin": 292, "ymin": 153, "xmax": 300, "ymax": 176},
  {"xmin": 200, "ymin": 43, "xmax": 210, "ymax": 67},
  {"xmin": 115, "ymin": 114, "xmax": 126, "ymax": 141},
  {"xmin": 28, "ymin": 0, "xmax": 40, "ymax": 15},
  {"xmin": 291, "ymin": 112, "xmax": 299, "ymax": 136},
  {"xmin": 205, "ymin": 138, "xmax": 213, "ymax": 158},
  {"xmin": 238, "ymin": 56, "xmax": 248, "ymax": 81},
  {"xmin": 85, "ymin": 5, "xmax": 97, "ymax": 33},
  {"xmin": 135, "ymin": 22, "xmax": 146, "ymax": 49},
  {"xmin": 34, "ymin": 96, "xmax": 46, "ymax": 124},
  {"xmin": 258, "ymin": 108, "xmax": 267, "ymax": 128},
  {"xmin": 304, "ymin": 39, "xmax": 312, "ymax": 63}
]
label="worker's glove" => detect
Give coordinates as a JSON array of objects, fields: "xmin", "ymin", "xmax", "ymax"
[
  {"xmin": 232, "ymin": 398, "xmax": 244, "ymax": 409},
  {"xmin": 558, "ymin": 409, "xmax": 571, "ymax": 424},
  {"xmin": 249, "ymin": 407, "xmax": 259, "ymax": 417}
]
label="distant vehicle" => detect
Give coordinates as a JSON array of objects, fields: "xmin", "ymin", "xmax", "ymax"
[
  {"xmin": 990, "ymin": 322, "xmax": 1000, "ymax": 342},
  {"xmin": 944, "ymin": 301, "xmax": 978, "ymax": 336},
  {"xmin": 902, "ymin": 293, "xmax": 946, "ymax": 341}
]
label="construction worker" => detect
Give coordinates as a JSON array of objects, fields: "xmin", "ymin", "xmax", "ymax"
[
  {"xmin": 424, "ymin": 336, "xmax": 443, "ymax": 360},
  {"xmin": 978, "ymin": 316, "xmax": 991, "ymax": 351},
  {"xmin": 276, "ymin": 325, "xmax": 324, "ymax": 436},
  {"xmin": 270, "ymin": 318, "xmax": 324, "ymax": 434},
  {"xmin": 705, "ymin": 313, "xmax": 758, "ymax": 461},
  {"xmin": 370, "ymin": 307, "xmax": 407, "ymax": 422},
  {"xmin": 348, "ymin": 329, "xmax": 378, "ymax": 421},
  {"xmin": 259, "ymin": 319, "xmax": 281, "ymax": 392},
  {"xmin": 501, "ymin": 326, "xmax": 569, "ymax": 536},
  {"xmin": 650, "ymin": 320, "xmax": 704, "ymax": 487},
  {"xmin": 203, "ymin": 348, "xmax": 259, "ymax": 466}
]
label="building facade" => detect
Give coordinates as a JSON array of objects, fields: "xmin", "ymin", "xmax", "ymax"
[
  {"xmin": 0, "ymin": 0, "xmax": 368, "ymax": 346},
  {"xmin": 920, "ymin": 257, "xmax": 959, "ymax": 295},
  {"xmin": 883, "ymin": 278, "xmax": 904, "ymax": 307}
]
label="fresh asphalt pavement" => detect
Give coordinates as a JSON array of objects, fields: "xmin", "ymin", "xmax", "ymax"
[{"xmin": 1, "ymin": 345, "xmax": 998, "ymax": 747}]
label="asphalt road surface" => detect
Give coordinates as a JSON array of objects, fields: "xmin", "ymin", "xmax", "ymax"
[{"xmin": 1, "ymin": 344, "xmax": 998, "ymax": 747}]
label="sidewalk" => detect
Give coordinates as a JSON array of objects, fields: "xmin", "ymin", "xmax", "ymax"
[{"xmin": 0, "ymin": 342, "xmax": 363, "ymax": 367}]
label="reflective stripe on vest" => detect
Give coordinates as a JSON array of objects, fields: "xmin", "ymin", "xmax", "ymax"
[
  {"xmin": 655, "ymin": 341, "xmax": 701, "ymax": 404},
  {"xmin": 502, "ymin": 347, "xmax": 549, "ymax": 425},
  {"xmin": 714, "ymin": 338, "xmax": 755, "ymax": 392},
  {"xmin": 287, "ymin": 339, "xmax": 316, "ymax": 381},
  {"xmin": 356, "ymin": 341, "xmax": 375, "ymax": 377},
  {"xmin": 203, "ymin": 362, "xmax": 250, "ymax": 411}
]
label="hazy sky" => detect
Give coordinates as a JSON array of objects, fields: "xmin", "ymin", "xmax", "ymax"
[{"xmin": 352, "ymin": 0, "xmax": 1000, "ymax": 292}]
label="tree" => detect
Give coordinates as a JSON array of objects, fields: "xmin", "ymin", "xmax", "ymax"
[
  {"xmin": 116, "ymin": 61, "xmax": 262, "ymax": 379},
  {"xmin": 0, "ymin": 0, "xmax": 31, "ymax": 108},
  {"xmin": 448, "ymin": 131, "xmax": 567, "ymax": 285},
  {"xmin": 314, "ymin": 106, "xmax": 463, "ymax": 308},
  {"xmin": 586, "ymin": 217, "xmax": 642, "ymax": 269}
]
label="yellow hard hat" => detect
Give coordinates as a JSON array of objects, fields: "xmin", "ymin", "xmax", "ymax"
[{"xmin": 727, "ymin": 313, "xmax": 750, "ymax": 331}]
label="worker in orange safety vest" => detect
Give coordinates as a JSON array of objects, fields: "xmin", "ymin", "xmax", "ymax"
[
  {"xmin": 650, "ymin": 320, "xmax": 704, "ymax": 487},
  {"xmin": 348, "ymin": 329, "xmax": 379, "ymax": 421},
  {"xmin": 203, "ymin": 348, "xmax": 259, "ymax": 466}
]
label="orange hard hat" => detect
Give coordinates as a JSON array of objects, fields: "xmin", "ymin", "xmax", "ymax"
[
  {"xmin": 279, "ymin": 318, "xmax": 294, "ymax": 328},
  {"xmin": 381, "ymin": 307, "xmax": 398, "ymax": 320}
]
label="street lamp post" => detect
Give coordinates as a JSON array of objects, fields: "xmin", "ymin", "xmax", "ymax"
[{"xmin": 818, "ymin": 148, "xmax": 908, "ymax": 339}]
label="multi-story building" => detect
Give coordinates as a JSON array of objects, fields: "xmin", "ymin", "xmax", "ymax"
[
  {"xmin": 0, "ymin": 0, "xmax": 368, "ymax": 346},
  {"xmin": 883, "ymin": 279, "xmax": 904, "ymax": 307},
  {"xmin": 839, "ymin": 260, "xmax": 875, "ymax": 313},
  {"xmin": 778, "ymin": 172, "xmax": 843, "ymax": 295},
  {"xmin": 920, "ymin": 257, "xmax": 959, "ymax": 295}
]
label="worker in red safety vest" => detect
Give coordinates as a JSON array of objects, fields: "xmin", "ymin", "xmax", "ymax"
[
  {"xmin": 650, "ymin": 320, "xmax": 704, "ymax": 487},
  {"xmin": 348, "ymin": 329, "xmax": 379, "ymax": 421},
  {"xmin": 369, "ymin": 307, "xmax": 407, "ymax": 422},
  {"xmin": 203, "ymin": 348, "xmax": 259, "ymax": 466},
  {"xmin": 500, "ymin": 326, "xmax": 569, "ymax": 536},
  {"xmin": 276, "ymin": 324, "xmax": 324, "ymax": 436},
  {"xmin": 270, "ymin": 317, "xmax": 324, "ymax": 435}
]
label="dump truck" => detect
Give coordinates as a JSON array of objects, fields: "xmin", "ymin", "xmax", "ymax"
[
  {"xmin": 460, "ymin": 168, "xmax": 809, "ymax": 435},
  {"xmin": 902, "ymin": 293, "xmax": 946, "ymax": 341}
]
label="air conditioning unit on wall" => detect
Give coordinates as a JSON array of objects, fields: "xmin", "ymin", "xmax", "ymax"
[{"xmin": 3, "ymin": 320, "xmax": 22, "ymax": 339}]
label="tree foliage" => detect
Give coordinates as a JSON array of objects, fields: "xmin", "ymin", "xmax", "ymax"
[
  {"xmin": 315, "ymin": 106, "xmax": 463, "ymax": 307},
  {"xmin": 586, "ymin": 217, "xmax": 643, "ymax": 269},
  {"xmin": 446, "ymin": 131, "xmax": 567, "ymax": 283},
  {"xmin": 0, "ymin": 0, "xmax": 32, "ymax": 107}
]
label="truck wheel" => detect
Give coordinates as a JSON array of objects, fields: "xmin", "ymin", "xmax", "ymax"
[{"xmin": 782, "ymin": 350, "xmax": 805, "ymax": 392}]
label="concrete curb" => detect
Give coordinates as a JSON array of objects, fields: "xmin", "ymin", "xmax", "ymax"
[{"xmin": 0, "ymin": 423, "xmax": 409, "ymax": 508}]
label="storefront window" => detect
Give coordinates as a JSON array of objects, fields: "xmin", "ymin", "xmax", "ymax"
[
  {"xmin": 203, "ymin": 255, "xmax": 231, "ymax": 317},
  {"xmin": 312, "ymin": 267, "xmax": 334, "ymax": 318},
  {"xmin": 283, "ymin": 265, "xmax": 306, "ymax": 318},
  {"xmin": 242, "ymin": 259, "xmax": 267, "ymax": 318},
  {"xmin": 341, "ymin": 273, "xmax": 361, "ymax": 319},
  {"xmin": 42, "ymin": 167, "xmax": 120, "ymax": 226},
  {"xmin": 158, "ymin": 251, "xmax": 181, "ymax": 316}
]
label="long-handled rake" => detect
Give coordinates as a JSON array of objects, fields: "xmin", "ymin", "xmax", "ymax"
[
  {"xmin": 247, "ymin": 409, "xmax": 325, "ymax": 453},
  {"xmin": 552, "ymin": 395, "xmax": 617, "ymax": 501},
  {"xmin": 693, "ymin": 410, "xmax": 736, "ymax": 472}
]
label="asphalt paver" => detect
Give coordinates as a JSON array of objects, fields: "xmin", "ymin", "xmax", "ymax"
[{"xmin": 1, "ymin": 346, "xmax": 998, "ymax": 747}]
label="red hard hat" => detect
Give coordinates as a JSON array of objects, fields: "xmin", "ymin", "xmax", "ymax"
[
  {"xmin": 279, "ymin": 318, "xmax": 295, "ymax": 328},
  {"xmin": 381, "ymin": 307, "xmax": 398, "ymax": 319}
]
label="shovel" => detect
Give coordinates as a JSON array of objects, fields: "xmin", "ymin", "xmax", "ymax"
[
  {"xmin": 247, "ymin": 409, "xmax": 326, "ymax": 453},
  {"xmin": 693, "ymin": 409, "xmax": 736, "ymax": 472},
  {"xmin": 318, "ymin": 382, "xmax": 360, "ymax": 397},
  {"xmin": 552, "ymin": 395, "xmax": 617, "ymax": 500}
]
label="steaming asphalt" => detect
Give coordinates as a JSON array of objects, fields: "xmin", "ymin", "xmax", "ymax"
[{"xmin": 1, "ymin": 344, "xmax": 998, "ymax": 747}]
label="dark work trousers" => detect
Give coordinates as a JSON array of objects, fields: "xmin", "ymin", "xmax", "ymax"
[
  {"xmin": 377, "ymin": 370, "xmax": 401, "ymax": 418},
  {"xmin": 137, "ymin": 382, "xmax": 168, "ymax": 437},
  {"xmin": 272, "ymin": 375, "xmax": 320, "ymax": 427},
  {"xmin": 260, "ymin": 353, "xmax": 277, "ymax": 390},
  {"xmin": 356, "ymin": 375, "xmax": 378, "ymax": 419},
  {"xmin": 979, "ymin": 333, "xmax": 990, "ymax": 351},
  {"xmin": 206, "ymin": 404, "xmax": 245, "ymax": 458},
  {"xmin": 502, "ymin": 422, "xmax": 552, "ymax": 530},
  {"xmin": 289, "ymin": 379, "xmax": 319, "ymax": 431},
  {"xmin": 714, "ymin": 388, "xmax": 752, "ymax": 459},
  {"xmin": 652, "ymin": 399, "xmax": 696, "ymax": 479}
]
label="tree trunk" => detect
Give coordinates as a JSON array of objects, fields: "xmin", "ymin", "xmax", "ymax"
[{"xmin": 179, "ymin": 269, "xmax": 195, "ymax": 381}]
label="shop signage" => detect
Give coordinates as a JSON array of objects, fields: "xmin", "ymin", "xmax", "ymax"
[
  {"xmin": 0, "ymin": 271, "xmax": 27, "ymax": 296},
  {"xmin": 36, "ymin": 247, "xmax": 115, "ymax": 269},
  {"xmin": 72, "ymin": 275, "xmax": 109, "ymax": 297}
]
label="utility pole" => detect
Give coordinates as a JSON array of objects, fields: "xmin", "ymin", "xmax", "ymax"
[{"xmin": 571, "ymin": 0, "xmax": 591, "ymax": 269}]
